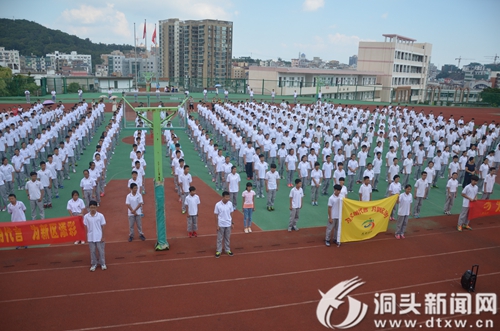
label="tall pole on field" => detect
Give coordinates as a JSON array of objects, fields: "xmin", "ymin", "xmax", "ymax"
[
  {"xmin": 122, "ymin": 96, "xmax": 189, "ymax": 251},
  {"xmin": 144, "ymin": 19, "xmax": 147, "ymax": 57},
  {"xmin": 134, "ymin": 23, "xmax": 138, "ymax": 90},
  {"xmin": 154, "ymin": 23, "xmax": 158, "ymax": 88}
]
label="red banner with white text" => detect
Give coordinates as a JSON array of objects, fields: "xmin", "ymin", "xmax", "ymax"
[
  {"xmin": 0, "ymin": 216, "xmax": 86, "ymax": 248},
  {"xmin": 468, "ymin": 200, "xmax": 500, "ymax": 221}
]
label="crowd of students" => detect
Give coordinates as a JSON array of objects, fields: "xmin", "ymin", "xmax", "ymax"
[
  {"xmin": 3, "ymin": 96, "xmax": 500, "ymax": 260},
  {"xmin": 187, "ymin": 99, "xmax": 499, "ymax": 246},
  {"xmin": 1, "ymin": 98, "xmax": 122, "ymax": 270}
]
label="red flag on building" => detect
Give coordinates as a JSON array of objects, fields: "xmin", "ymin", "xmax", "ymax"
[
  {"xmin": 143, "ymin": 20, "xmax": 146, "ymax": 39},
  {"xmin": 152, "ymin": 26, "xmax": 157, "ymax": 45}
]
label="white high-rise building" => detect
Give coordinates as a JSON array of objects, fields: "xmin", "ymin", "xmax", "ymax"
[
  {"xmin": 357, "ymin": 34, "xmax": 432, "ymax": 103},
  {"xmin": 0, "ymin": 47, "xmax": 21, "ymax": 73},
  {"xmin": 46, "ymin": 51, "xmax": 92, "ymax": 74}
]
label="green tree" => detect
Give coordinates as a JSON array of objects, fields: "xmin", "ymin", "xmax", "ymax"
[
  {"xmin": 0, "ymin": 66, "xmax": 13, "ymax": 96},
  {"xmin": 7, "ymin": 74, "xmax": 38, "ymax": 96},
  {"xmin": 480, "ymin": 88, "xmax": 500, "ymax": 107},
  {"xmin": 0, "ymin": 19, "xmax": 134, "ymax": 66},
  {"xmin": 67, "ymin": 82, "xmax": 80, "ymax": 93}
]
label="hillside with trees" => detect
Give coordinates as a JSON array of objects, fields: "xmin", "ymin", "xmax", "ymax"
[{"xmin": 0, "ymin": 19, "xmax": 134, "ymax": 65}]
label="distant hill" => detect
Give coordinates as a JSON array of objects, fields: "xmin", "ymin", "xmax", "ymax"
[{"xmin": 0, "ymin": 18, "xmax": 134, "ymax": 65}]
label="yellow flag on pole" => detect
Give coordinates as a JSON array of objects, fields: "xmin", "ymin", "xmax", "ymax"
[{"xmin": 337, "ymin": 195, "xmax": 399, "ymax": 243}]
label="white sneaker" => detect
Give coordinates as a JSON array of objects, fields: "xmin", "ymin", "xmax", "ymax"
[
  {"xmin": 248, "ymin": 228, "xmax": 252, "ymax": 233},
  {"xmin": 74, "ymin": 241, "xmax": 80, "ymax": 244},
  {"xmin": 101, "ymin": 264, "xmax": 107, "ymax": 270},
  {"xmin": 244, "ymin": 228, "xmax": 249, "ymax": 233},
  {"xmin": 90, "ymin": 265, "xmax": 97, "ymax": 272},
  {"xmin": 73, "ymin": 169, "xmax": 76, "ymax": 173}
]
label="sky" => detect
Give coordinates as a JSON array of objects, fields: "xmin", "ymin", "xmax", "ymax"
[{"xmin": 2, "ymin": 0, "xmax": 500, "ymax": 68}]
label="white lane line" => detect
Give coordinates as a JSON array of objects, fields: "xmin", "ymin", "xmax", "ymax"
[
  {"xmin": 62, "ymin": 271, "xmax": 500, "ymax": 331},
  {"xmin": 1, "ymin": 245, "xmax": 499, "ymax": 303}
]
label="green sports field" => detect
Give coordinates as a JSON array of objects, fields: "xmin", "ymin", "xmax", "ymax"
[{"xmin": 2, "ymin": 96, "xmax": 499, "ymax": 235}]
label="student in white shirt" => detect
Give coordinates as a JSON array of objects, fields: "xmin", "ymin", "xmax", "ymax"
[
  {"xmin": 444, "ymin": 172, "xmax": 459, "ymax": 215},
  {"xmin": 372, "ymin": 152, "xmax": 383, "ymax": 191},
  {"xmin": 255, "ymin": 154, "xmax": 268, "ymax": 198},
  {"xmin": 214, "ymin": 191, "xmax": 234, "ymax": 258},
  {"xmin": 423, "ymin": 161, "xmax": 435, "ymax": 199},
  {"xmin": 395, "ymin": 184, "xmax": 413, "ymax": 239},
  {"xmin": 84, "ymin": 200, "xmax": 107, "ymax": 271},
  {"xmin": 310, "ymin": 162, "xmax": 323, "ymax": 206},
  {"xmin": 285, "ymin": 148, "xmax": 298, "ymax": 187},
  {"xmin": 126, "ymin": 183, "xmax": 145, "ymax": 242},
  {"xmin": 178, "ymin": 165, "xmax": 193, "ymax": 213},
  {"xmin": 277, "ymin": 143, "xmax": 288, "ymax": 178},
  {"xmin": 298, "ymin": 155, "xmax": 311, "ymax": 189},
  {"xmin": 389, "ymin": 175, "xmax": 402, "ymax": 220},
  {"xmin": 457, "ymin": 151, "xmax": 468, "ymax": 183},
  {"xmin": 356, "ymin": 145, "xmax": 368, "ymax": 183},
  {"xmin": 265, "ymin": 164, "xmax": 280, "ymax": 211},
  {"xmin": 431, "ymin": 150, "xmax": 443, "ymax": 187},
  {"xmin": 358, "ymin": 176, "xmax": 372, "ymax": 201},
  {"xmin": 67, "ymin": 190, "xmax": 87, "ymax": 244},
  {"xmin": 26, "ymin": 170, "xmax": 45, "ymax": 220},
  {"xmin": 321, "ymin": 155, "xmax": 334, "ymax": 196},
  {"xmin": 413, "ymin": 171, "xmax": 428, "ymax": 218},
  {"xmin": 347, "ymin": 154, "xmax": 358, "ymax": 193},
  {"xmin": 482, "ymin": 167, "xmax": 496, "ymax": 200},
  {"xmin": 288, "ymin": 179, "xmax": 304, "ymax": 231},
  {"xmin": 7, "ymin": 193, "xmax": 27, "ymax": 221},
  {"xmin": 385, "ymin": 158, "xmax": 400, "ymax": 197},
  {"xmin": 363, "ymin": 163, "xmax": 375, "ymax": 188},
  {"xmin": 448, "ymin": 155, "xmax": 460, "ymax": 180},
  {"xmin": 326, "ymin": 185, "xmax": 342, "ymax": 246},
  {"xmin": 226, "ymin": 166, "xmax": 241, "ymax": 211},
  {"xmin": 402, "ymin": 152, "xmax": 413, "ymax": 187},
  {"xmin": 185, "ymin": 186, "xmax": 201, "ymax": 237},
  {"xmin": 477, "ymin": 158, "xmax": 490, "ymax": 194},
  {"xmin": 7, "ymin": 193, "xmax": 28, "ymax": 249},
  {"xmin": 334, "ymin": 162, "xmax": 346, "ymax": 186},
  {"xmin": 457, "ymin": 175, "xmax": 479, "ymax": 231}
]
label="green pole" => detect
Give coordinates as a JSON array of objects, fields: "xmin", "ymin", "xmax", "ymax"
[
  {"xmin": 262, "ymin": 79, "xmax": 264, "ymax": 96},
  {"xmin": 152, "ymin": 108, "xmax": 169, "ymax": 250}
]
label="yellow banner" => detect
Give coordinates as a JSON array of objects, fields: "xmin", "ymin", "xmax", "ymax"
[{"xmin": 338, "ymin": 195, "xmax": 399, "ymax": 243}]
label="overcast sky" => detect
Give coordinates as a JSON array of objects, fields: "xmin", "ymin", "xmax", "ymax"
[{"xmin": 2, "ymin": 0, "xmax": 499, "ymax": 67}]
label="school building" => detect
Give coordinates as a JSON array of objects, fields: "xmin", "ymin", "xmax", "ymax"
[{"xmin": 247, "ymin": 66, "xmax": 383, "ymax": 102}]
